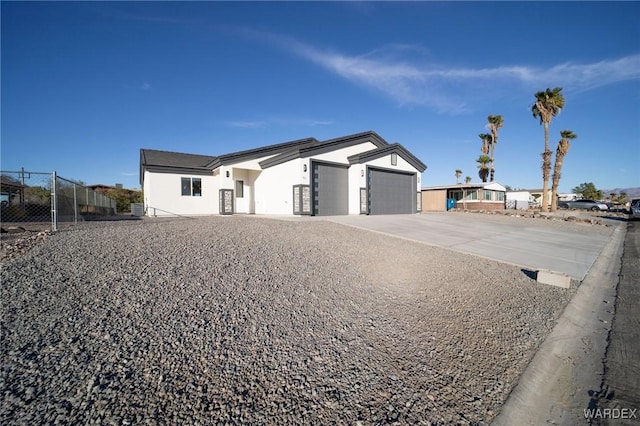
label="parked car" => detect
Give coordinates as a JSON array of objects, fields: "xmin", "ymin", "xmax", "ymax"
[
  {"xmin": 557, "ymin": 199, "xmax": 609, "ymax": 211},
  {"xmin": 0, "ymin": 192, "xmax": 9, "ymax": 208},
  {"xmin": 629, "ymin": 199, "xmax": 640, "ymax": 220}
]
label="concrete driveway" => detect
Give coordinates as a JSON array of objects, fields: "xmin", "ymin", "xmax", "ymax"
[{"xmin": 327, "ymin": 212, "xmax": 618, "ymax": 280}]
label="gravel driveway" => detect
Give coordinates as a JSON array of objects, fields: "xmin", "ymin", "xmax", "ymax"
[{"xmin": 1, "ymin": 216, "xmax": 576, "ymax": 425}]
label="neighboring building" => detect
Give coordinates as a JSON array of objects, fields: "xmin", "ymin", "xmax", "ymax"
[
  {"xmin": 140, "ymin": 131, "xmax": 427, "ymax": 216},
  {"xmin": 421, "ymin": 182, "xmax": 506, "ymax": 211},
  {"xmin": 558, "ymin": 193, "xmax": 581, "ymax": 201},
  {"xmin": 527, "ymin": 189, "xmax": 553, "ymax": 207},
  {"xmin": 506, "ymin": 191, "xmax": 535, "ymax": 210}
]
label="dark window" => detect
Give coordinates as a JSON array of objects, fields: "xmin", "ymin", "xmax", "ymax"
[
  {"xmin": 182, "ymin": 177, "xmax": 202, "ymax": 196},
  {"xmin": 235, "ymin": 180, "xmax": 244, "ymax": 198},
  {"xmin": 192, "ymin": 179, "xmax": 202, "ymax": 196},
  {"xmin": 449, "ymin": 190, "xmax": 463, "ymax": 201},
  {"xmin": 181, "ymin": 178, "xmax": 191, "ymax": 196}
]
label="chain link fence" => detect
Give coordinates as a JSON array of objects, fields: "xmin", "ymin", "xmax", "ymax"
[{"xmin": 1, "ymin": 169, "xmax": 116, "ymax": 232}]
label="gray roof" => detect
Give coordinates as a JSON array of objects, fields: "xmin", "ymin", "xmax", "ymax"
[
  {"xmin": 259, "ymin": 131, "xmax": 389, "ymax": 169},
  {"xmin": 347, "ymin": 143, "xmax": 427, "ymax": 172},
  {"xmin": 207, "ymin": 137, "xmax": 318, "ymax": 169},
  {"xmin": 139, "ymin": 149, "xmax": 218, "ymax": 184}
]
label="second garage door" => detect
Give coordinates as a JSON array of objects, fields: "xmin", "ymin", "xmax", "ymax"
[
  {"xmin": 312, "ymin": 162, "xmax": 349, "ymax": 216},
  {"xmin": 368, "ymin": 168, "xmax": 416, "ymax": 214}
]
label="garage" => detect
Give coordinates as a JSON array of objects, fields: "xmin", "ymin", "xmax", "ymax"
[
  {"xmin": 368, "ymin": 167, "xmax": 416, "ymax": 214},
  {"xmin": 312, "ymin": 162, "xmax": 349, "ymax": 216}
]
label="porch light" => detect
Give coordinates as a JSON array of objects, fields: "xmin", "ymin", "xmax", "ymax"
[
  {"xmin": 361, "ymin": 170, "xmax": 364, "ymax": 177},
  {"xmin": 226, "ymin": 171, "xmax": 230, "ymax": 178},
  {"xmin": 303, "ymin": 164, "xmax": 307, "ymax": 172}
]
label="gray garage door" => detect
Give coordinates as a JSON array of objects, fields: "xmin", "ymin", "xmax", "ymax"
[
  {"xmin": 312, "ymin": 162, "xmax": 349, "ymax": 216},
  {"xmin": 368, "ymin": 168, "xmax": 416, "ymax": 214}
]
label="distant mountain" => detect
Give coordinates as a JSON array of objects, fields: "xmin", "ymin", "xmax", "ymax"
[{"xmin": 602, "ymin": 187, "xmax": 640, "ymax": 199}]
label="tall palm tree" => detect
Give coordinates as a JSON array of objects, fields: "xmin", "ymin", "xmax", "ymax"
[
  {"xmin": 487, "ymin": 115, "xmax": 503, "ymax": 182},
  {"xmin": 476, "ymin": 155, "xmax": 491, "ymax": 183},
  {"xmin": 455, "ymin": 169, "xmax": 463, "ymax": 184},
  {"xmin": 479, "ymin": 133, "xmax": 491, "ymax": 156},
  {"xmin": 532, "ymin": 87, "xmax": 565, "ymax": 212},
  {"xmin": 550, "ymin": 130, "xmax": 577, "ymax": 212},
  {"xmin": 465, "ymin": 176, "xmax": 472, "ymax": 184}
]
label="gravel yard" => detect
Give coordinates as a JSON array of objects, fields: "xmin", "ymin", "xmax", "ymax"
[{"xmin": 1, "ymin": 216, "xmax": 576, "ymax": 425}]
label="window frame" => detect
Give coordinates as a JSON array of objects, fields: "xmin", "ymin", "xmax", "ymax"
[
  {"xmin": 181, "ymin": 177, "xmax": 202, "ymax": 197},
  {"xmin": 235, "ymin": 180, "xmax": 244, "ymax": 198}
]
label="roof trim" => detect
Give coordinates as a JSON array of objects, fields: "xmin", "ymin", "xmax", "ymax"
[
  {"xmin": 140, "ymin": 148, "xmax": 217, "ymax": 185},
  {"xmin": 207, "ymin": 137, "xmax": 319, "ymax": 169},
  {"xmin": 421, "ymin": 182, "xmax": 506, "ymax": 191},
  {"xmin": 260, "ymin": 130, "xmax": 389, "ymax": 169},
  {"xmin": 347, "ymin": 143, "xmax": 427, "ymax": 172}
]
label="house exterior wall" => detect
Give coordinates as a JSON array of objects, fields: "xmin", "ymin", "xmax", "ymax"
[
  {"xmin": 456, "ymin": 200, "xmax": 505, "ymax": 210},
  {"xmin": 310, "ymin": 142, "xmax": 378, "ymax": 164},
  {"xmin": 143, "ymin": 170, "xmax": 218, "ymax": 216},
  {"xmin": 506, "ymin": 191, "xmax": 532, "ymax": 202},
  {"xmin": 421, "ymin": 189, "xmax": 447, "ymax": 211},
  {"xmin": 348, "ymin": 165, "xmax": 365, "ymax": 214},
  {"xmin": 254, "ymin": 158, "xmax": 304, "ymax": 214}
]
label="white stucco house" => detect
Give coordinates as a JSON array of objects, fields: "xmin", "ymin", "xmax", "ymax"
[{"xmin": 140, "ymin": 131, "xmax": 427, "ymax": 216}]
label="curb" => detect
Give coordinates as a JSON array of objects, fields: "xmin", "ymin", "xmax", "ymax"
[{"xmin": 492, "ymin": 223, "xmax": 627, "ymax": 425}]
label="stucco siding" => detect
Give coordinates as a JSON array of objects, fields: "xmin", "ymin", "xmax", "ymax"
[
  {"xmin": 144, "ymin": 171, "xmax": 217, "ymax": 216},
  {"xmin": 310, "ymin": 142, "xmax": 378, "ymax": 164},
  {"xmin": 254, "ymin": 159, "xmax": 304, "ymax": 214},
  {"xmin": 348, "ymin": 166, "xmax": 365, "ymax": 214}
]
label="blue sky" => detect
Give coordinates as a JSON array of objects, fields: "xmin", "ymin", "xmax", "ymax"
[{"xmin": 2, "ymin": 1, "xmax": 639, "ymax": 192}]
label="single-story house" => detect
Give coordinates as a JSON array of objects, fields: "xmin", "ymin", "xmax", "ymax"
[
  {"xmin": 140, "ymin": 131, "xmax": 427, "ymax": 216},
  {"xmin": 421, "ymin": 182, "xmax": 506, "ymax": 211}
]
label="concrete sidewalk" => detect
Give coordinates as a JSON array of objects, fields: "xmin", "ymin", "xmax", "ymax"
[{"xmin": 326, "ymin": 212, "xmax": 615, "ymax": 281}]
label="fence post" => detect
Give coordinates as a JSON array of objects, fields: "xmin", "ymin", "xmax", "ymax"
[
  {"xmin": 73, "ymin": 183, "xmax": 78, "ymax": 225},
  {"xmin": 51, "ymin": 171, "xmax": 58, "ymax": 232}
]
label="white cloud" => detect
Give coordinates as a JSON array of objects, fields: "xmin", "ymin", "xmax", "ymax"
[
  {"xmin": 257, "ymin": 31, "xmax": 640, "ymax": 113},
  {"xmin": 227, "ymin": 121, "xmax": 266, "ymax": 129},
  {"xmin": 140, "ymin": 82, "xmax": 152, "ymax": 90}
]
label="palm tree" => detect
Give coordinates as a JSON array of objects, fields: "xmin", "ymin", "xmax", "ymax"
[
  {"xmin": 487, "ymin": 115, "xmax": 503, "ymax": 182},
  {"xmin": 476, "ymin": 155, "xmax": 491, "ymax": 183},
  {"xmin": 550, "ymin": 130, "xmax": 577, "ymax": 212},
  {"xmin": 532, "ymin": 87, "xmax": 565, "ymax": 212},
  {"xmin": 455, "ymin": 169, "xmax": 463, "ymax": 184},
  {"xmin": 479, "ymin": 133, "xmax": 491, "ymax": 156},
  {"xmin": 465, "ymin": 176, "xmax": 472, "ymax": 184}
]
